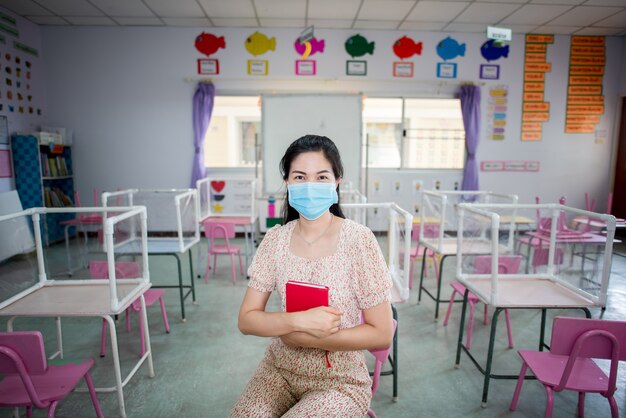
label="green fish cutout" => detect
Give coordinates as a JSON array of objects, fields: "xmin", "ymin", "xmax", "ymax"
[
  {"xmin": 245, "ymin": 31, "xmax": 276, "ymax": 57},
  {"xmin": 345, "ymin": 34, "xmax": 375, "ymax": 58}
]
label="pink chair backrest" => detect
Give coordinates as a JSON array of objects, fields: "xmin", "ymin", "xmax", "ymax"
[
  {"xmin": 473, "ymin": 255, "xmax": 522, "ymax": 274},
  {"xmin": 0, "ymin": 331, "xmax": 47, "ymax": 374},
  {"xmin": 204, "ymin": 221, "xmax": 235, "ymax": 250},
  {"xmin": 550, "ymin": 317, "xmax": 626, "ymax": 361},
  {"xmin": 88, "ymin": 260, "xmax": 140, "ymax": 279},
  {"xmin": 411, "ymin": 223, "xmax": 440, "ymax": 242}
]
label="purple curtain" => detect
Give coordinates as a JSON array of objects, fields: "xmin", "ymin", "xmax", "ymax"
[
  {"xmin": 460, "ymin": 84, "xmax": 481, "ymax": 196},
  {"xmin": 191, "ymin": 82, "xmax": 215, "ymax": 187}
]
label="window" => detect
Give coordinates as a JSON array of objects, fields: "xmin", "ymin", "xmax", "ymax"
[
  {"xmin": 362, "ymin": 97, "xmax": 465, "ymax": 169},
  {"xmin": 204, "ymin": 96, "xmax": 261, "ymax": 168}
]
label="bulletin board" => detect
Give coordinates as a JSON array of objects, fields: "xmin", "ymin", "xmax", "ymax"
[{"xmin": 261, "ymin": 94, "xmax": 362, "ymax": 195}]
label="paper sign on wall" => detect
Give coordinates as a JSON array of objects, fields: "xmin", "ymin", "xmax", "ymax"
[{"xmin": 521, "ymin": 34, "xmax": 554, "ymax": 142}]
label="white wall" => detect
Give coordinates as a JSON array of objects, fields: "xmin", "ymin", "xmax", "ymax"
[{"xmin": 41, "ymin": 26, "xmax": 625, "ymax": 212}]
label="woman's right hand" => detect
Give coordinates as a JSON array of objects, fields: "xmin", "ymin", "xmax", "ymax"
[{"xmin": 293, "ymin": 306, "xmax": 343, "ymax": 339}]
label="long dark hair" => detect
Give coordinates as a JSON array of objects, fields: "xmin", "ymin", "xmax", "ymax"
[{"xmin": 279, "ymin": 134, "xmax": 346, "ymax": 223}]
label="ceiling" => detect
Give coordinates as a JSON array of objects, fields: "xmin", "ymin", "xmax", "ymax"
[{"xmin": 0, "ymin": 0, "xmax": 624, "ymax": 36}]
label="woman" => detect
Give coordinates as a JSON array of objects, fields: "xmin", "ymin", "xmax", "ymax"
[{"xmin": 231, "ymin": 134, "xmax": 393, "ymax": 417}]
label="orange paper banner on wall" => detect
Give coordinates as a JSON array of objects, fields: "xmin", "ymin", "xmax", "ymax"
[
  {"xmin": 571, "ymin": 36, "xmax": 605, "ymax": 46},
  {"xmin": 569, "ymin": 75, "xmax": 603, "ymax": 85},
  {"xmin": 569, "ymin": 65, "xmax": 604, "ymax": 75},
  {"xmin": 566, "ymin": 115, "xmax": 601, "ymax": 124},
  {"xmin": 525, "ymin": 72, "xmax": 545, "ymax": 82},
  {"xmin": 525, "ymin": 63, "xmax": 552, "ymax": 72},
  {"xmin": 524, "ymin": 102, "xmax": 550, "ymax": 112},
  {"xmin": 571, "ymin": 46, "xmax": 605, "ymax": 56},
  {"xmin": 526, "ymin": 34, "xmax": 554, "ymax": 43},
  {"xmin": 524, "ymin": 82, "xmax": 545, "ymax": 92},
  {"xmin": 522, "ymin": 122, "xmax": 542, "ymax": 131},
  {"xmin": 568, "ymin": 85, "xmax": 602, "ymax": 95},
  {"xmin": 565, "ymin": 124, "xmax": 596, "ymax": 133},
  {"xmin": 523, "ymin": 112, "xmax": 549, "ymax": 121},
  {"xmin": 567, "ymin": 105, "xmax": 604, "ymax": 115},
  {"xmin": 524, "ymin": 92, "xmax": 544, "ymax": 101},
  {"xmin": 526, "ymin": 44, "xmax": 547, "ymax": 53},
  {"xmin": 525, "ymin": 53, "xmax": 547, "ymax": 63},
  {"xmin": 567, "ymin": 95, "xmax": 604, "ymax": 105},
  {"xmin": 570, "ymin": 56, "xmax": 606, "ymax": 66},
  {"xmin": 521, "ymin": 131, "xmax": 542, "ymax": 141}
]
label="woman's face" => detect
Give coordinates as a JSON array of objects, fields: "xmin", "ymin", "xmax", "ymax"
[{"xmin": 286, "ymin": 151, "xmax": 341, "ymax": 188}]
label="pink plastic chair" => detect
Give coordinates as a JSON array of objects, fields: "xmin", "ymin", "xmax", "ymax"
[
  {"xmin": 510, "ymin": 316, "xmax": 626, "ymax": 418},
  {"xmin": 203, "ymin": 220, "xmax": 244, "ymax": 285},
  {"xmin": 409, "ymin": 223, "xmax": 439, "ymax": 289},
  {"xmin": 89, "ymin": 260, "xmax": 170, "ymax": 357},
  {"xmin": 0, "ymin": 331, "xmax": 104, "ymax": 418},
  {"xmin": 367, "ymin": 319, "xmax": 398, "ymax": 418},
  {"xmin": 443, "ymin": 255, "xmax": 522, "ymax": 349}
]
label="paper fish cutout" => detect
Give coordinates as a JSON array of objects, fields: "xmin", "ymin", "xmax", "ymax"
[
  {"xmin": 480, "ymin": 39, "xmax": 509, "ymax": 62},
  {"xmin": 294, "ymin": 36, "xmax": 325, "ymax": 59},
  {"xmin": 195, "ymin": 32, "xmax": 226, "ymax": 57},
  {"xmin": 245, "ymin": 31, "xmax": 276, "ymax": 56},
  {"xmin": 211, "ymin": 194, "xmax": 225, "ymax": 202},
  {"xmin": 436, "ymin": 36, "xmax": 465, "ymax": 61},
  {"xmin": 345, "ymin": 34, "xmax": 375, "ymax": 58},
  {"xmin": 211, "ymin": 180, "xmax": 225, "ymax": 192},
  {"xmin": 393, "ymin": 36, "xmax": 422, "ymax": 60}
]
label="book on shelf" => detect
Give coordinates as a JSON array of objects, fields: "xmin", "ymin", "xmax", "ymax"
[
  {"xmin": 43, "ymin": 187, "xmax": 73, "ymax": 207},
  {"xmin": 285, "ymin": 280, "xmax": 329, "ymax": 313},
  {"xmin": 47, "ymin": 157, "xmax": 58, "ymax": 177}
]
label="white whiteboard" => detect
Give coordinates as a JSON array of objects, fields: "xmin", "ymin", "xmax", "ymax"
[{"xmin": 262, "ymin": 94, "xmax": 362, "ymax": 195}]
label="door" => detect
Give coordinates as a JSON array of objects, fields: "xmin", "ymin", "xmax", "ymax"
[{"xmin": 612, "ymin": 97, "xmax": 626, "ymax": 219}]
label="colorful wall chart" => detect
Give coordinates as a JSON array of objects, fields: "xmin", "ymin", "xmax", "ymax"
[
  {"xmin": 487, "ymin": 85, "xmax": 508, "ymax": 140},
  {"xmin": 521, "ymin": 34, "xmax": 554, "ymax": 141},
  {"xmin": 565, "ymin": 36, "xmax": 605, "ymax": 134}
]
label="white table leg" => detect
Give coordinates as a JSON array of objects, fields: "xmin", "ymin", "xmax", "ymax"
[
  {"xmin": 139, "ymin": 295, "xmax": 155, "ymax": 377},
  {"xmin": 55, "ymin": 316, "xmax": 64, "ymax": 359},
  {"xmin": 103, "ymin": 315, "xmax": 126, "ymax": 418}
]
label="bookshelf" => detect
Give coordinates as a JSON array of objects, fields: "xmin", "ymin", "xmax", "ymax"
[{"xmin": 11, "ymin": 134, "xmax": 75, "ymax": 245}]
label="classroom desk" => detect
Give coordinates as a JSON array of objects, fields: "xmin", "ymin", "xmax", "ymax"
[
  {"xmin": 453, "ymin": 278, "xmax": 595, "ymax": 407},
  {"xmin": 417, "ymin": 238, "xmax": 507, "ymax": 319},
  {"xmin": 0, "ymin": 281, "xmax": 155, "ymax": 418},
  {"xmin": 116, "ymin": 239, "xmax": 197, "ymax": 321},
  {"xmin": 59, "ymin": 214, "xmax": 103, "ymax": 275}
]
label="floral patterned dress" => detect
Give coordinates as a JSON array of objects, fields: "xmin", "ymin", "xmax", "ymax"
[{"xmin": 230, "ymin": 218, "xmax": 392, "ymax": 417}]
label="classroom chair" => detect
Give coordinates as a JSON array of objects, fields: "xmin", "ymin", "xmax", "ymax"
[
  {"xmin": 367, "ymin": 319, "xmax": 398, "ymax": 418},
  {"xmin": 203, "ymin": 220, "xmax": 244, "ymax": 285},
  {"xmin": 89, "ymin": 260, "xmax": 170, "ymax": 357},
  {"xmin": 510, "ymin": 316, "xmax": 626, "ymax": 418},
  {"xmin": 0, "ymin": 331, "xmax": 104, "ymax": 418},
  {"xmin": 409, "ymin": 223, "xmax": 439, "ymax": 289},
  {"xmin": 443, "ymin": 255, "xmax": 522, "ymax": 349}
]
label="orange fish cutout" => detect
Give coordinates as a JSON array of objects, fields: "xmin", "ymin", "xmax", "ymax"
[{"xmin": 393, "ymin": 36, "xmax": 423, "ymax": 60}]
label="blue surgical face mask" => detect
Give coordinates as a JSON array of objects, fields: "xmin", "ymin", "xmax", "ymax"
[{"xmin": 287, "ymin": 182, "xmax": 338, "ymax": 221}]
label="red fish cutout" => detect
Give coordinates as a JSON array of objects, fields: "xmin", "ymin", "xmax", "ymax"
[
  {"xmin": 211, "ymin": 181, "xmax": 225, "ymax": 192},
  {"xmin": 195, "ymin": 32, "xmax": 226, "ymax": 57},
  {"xmin": 393, "ymin": 36, "xmax": 423, "ymax": 60}
]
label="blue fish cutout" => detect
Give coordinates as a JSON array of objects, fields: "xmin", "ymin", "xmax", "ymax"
[
  {"xmin": 481, "ymin": 39, "xmax": 509, "ymax": 62},
  {"xmin": 436, "ymin": 36, "xmax": 465, "ymax": 61}
]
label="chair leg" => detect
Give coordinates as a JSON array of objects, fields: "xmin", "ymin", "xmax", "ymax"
[
  {"xmin": 47, "ymin": 401, "xmax": 59, "ymax": 418},
  {"xmin": 544, "ymin": 386, "xmax": 554, "ymax": 418},
  {"xmin": 238, "ymin": 251, "xmax": 244, "ymax": 275},
  {"xmin": 431, "ymin": 252, "xmax": 439, "ymax": 283},
  {"xmin": 100, "ymin": 319, "xmax": 107, "ymax": 358},
  {"xmin": 26, "ymin": 406, "xmax": 32, "ymax": 418},
  {"xmin": 139, "ymin": 310, "xmax": 146, "ymax": 357},
  {"xmin": 578, "ymin": 392, "xmax": 585, "ymax": 418},
  {"xmin": 213, "ymin": 254, "xmax": 218, "ymax": 276},
  {"xmin": 443, "ymin": 288, "xmax": 458, "ymax": 326},
  {"xmin": 84, "ymin": 372, "xmax": 105, "ymax": 418},
  {"xmin": 126, "ymin": 308, "xmax": 131, "ymax": 332},
  {"xmin": 504, "ymin": 309, "xmax": 514, "ymax": 348},
  {"xmin": 230, "ymin": 254, "xmax": 236, "ymax": 285},
  {"xmin": 510, "ymin": 362, "xmax": 528, "ymax": 411},
  {"xmin": 483, "ymin": 304, "xmax": 488, "ymax": 325},
  {"xmin": 466, "ymin": 301, "xmax": 476, "ymax": 349},
  {"xmin": 159, "ymin": 297, "xmax": 170, "ymax": 333},
  {"xmin": 204, "ymin": 252, "xmax": 211, "ymax": 284},
  {"xmin": 608, "ymin": 396, "xmax": 618, "ymax": 418}
]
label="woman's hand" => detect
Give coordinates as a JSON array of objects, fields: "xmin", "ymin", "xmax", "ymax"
[{"xmin": 292, "ymin": 306, "xmax": 342, "ymax": 339}]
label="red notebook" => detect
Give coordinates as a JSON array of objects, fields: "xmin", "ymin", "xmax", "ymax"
[{"xmin": 285, "ymin": 280, "xmax": 329, "ymax": 312}]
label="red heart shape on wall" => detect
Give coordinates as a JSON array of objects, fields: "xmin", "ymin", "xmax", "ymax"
[{"xmin": 211, "ymin": 181, "xmax": 226, "ymax": 192}]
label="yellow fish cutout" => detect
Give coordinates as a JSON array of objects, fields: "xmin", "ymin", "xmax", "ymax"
[
  {"xmin": 212, "ymin": 203, "xmax": 224, "ymax": 213},
  {"xmin": 245, "ymin": 31, "xmax": 276, "ymax": 56}
]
